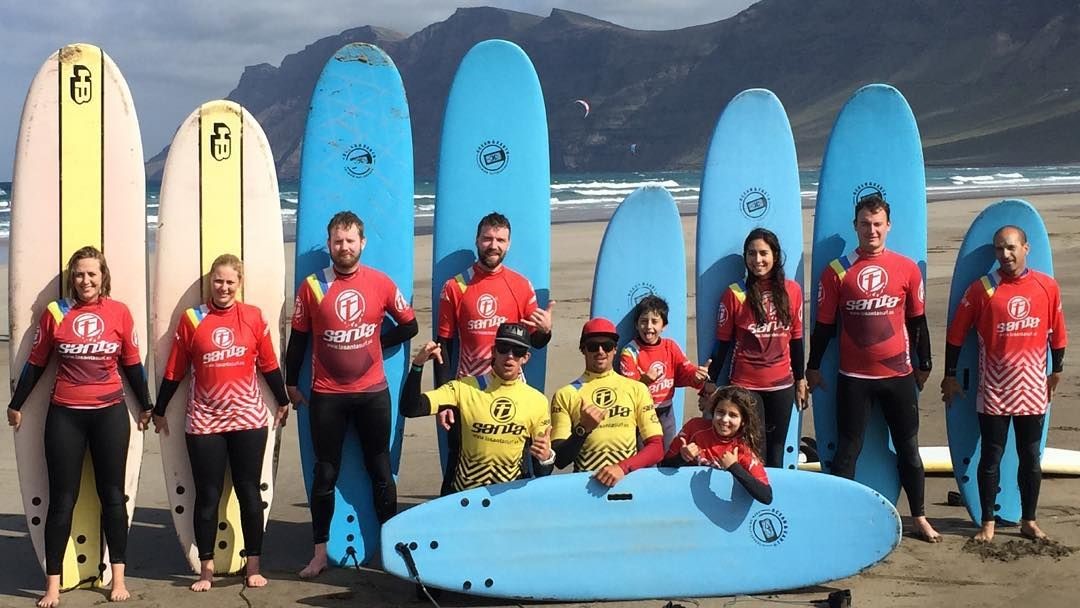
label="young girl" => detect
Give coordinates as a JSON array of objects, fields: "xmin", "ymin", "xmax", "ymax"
[{"xmin": 660, "ymin": 385, "xmax": 772, "ymax": 504}]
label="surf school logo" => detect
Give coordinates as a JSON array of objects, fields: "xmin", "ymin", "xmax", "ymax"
[
  {"xmin": 210, "ymin": 123, "xmax": 232, "ymax": 161},
  {"xmin": 32, "ymin": 328, "xmax": 41, "ymax": 347},
  {"xmin": 490, "ymin": 397, "xmax": 516, "ymax": 423},
  {"xmin": 343, "ymin": 144, "xmax": 375, "ymax": 178},
  {"xmin": 70, "ymin": 65, "xmax": 92, "ymax": 104},
  {"xmin": 739, "ymin": 188, "xmax": 770, "ymax": 219},
  {"xmin": 394, "ymin": 289, "xmax": 409, "ymax": 313},
  {"xmin": 73, "ymin": 313, "xmax": 105, "ymax": 340},
  {"xmin": 749, "ymin": 508, "xmax": 788, "ymax": 546},
  {"xmin": 857, "ymin": 266, "xmax": 888, "ymax": 294},
  {"xmin": 590, "ymin": 387, "xmax": 630, "ymax": 418},
  {"xmin": 627, "ymin": 282, "xmax": 657, "ymax": 309},
  {"xmin": 334, "ymin": 290, "xmax": 365, "ymax": 324},
  {"xmin": 211, "ymin": 327, "xmax": 235, "ymax": 349},
  {"xmin": 477, "ymin": 294, "xmax": 498, "ymax": 319},
  {"xmin": 998, "ymin": 295, "xmax": 1040, "ymax": 332},
  {"xmin": 852, "ymin": 182, "xmax": 886, "ymax": 205},
  {"xmin": 476, "ymin": 140, "xmax": 509, "ymax": 174},
  {"xmin": 716, "ymin": 302, "xmax": 729, "ymax": 328},
  {"xmin": 1008, "ymin": 296, "xmax": 1031, "ymax": 320}
]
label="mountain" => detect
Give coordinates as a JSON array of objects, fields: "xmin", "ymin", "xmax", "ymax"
[{"xmin": 146, "ymin": 1, "xmax": 1080, "ymax": 180}]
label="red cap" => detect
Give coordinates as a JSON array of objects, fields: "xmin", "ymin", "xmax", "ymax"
[{"xmin": 580, "ymin": 317, "xmax": 620, "ymax": 343}]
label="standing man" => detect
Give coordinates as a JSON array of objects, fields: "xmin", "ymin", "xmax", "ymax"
[
  {"xmin": 805, "ymin": 194, "xmax": 939, "ymax": 542},
  {"xmin": 942, "ymin": 225, "xmax": 1066, "ymax": 542},
  {"xmin": 550, "ymin": 318, "xmax": 664, "ymax": 487},
  {"xmin": 285, "ymin": 211, "xmax": 418, "ymax": 578},
  {"xmin": 435, "ymin": 212, "xmax": 554, "ymax": 492}
]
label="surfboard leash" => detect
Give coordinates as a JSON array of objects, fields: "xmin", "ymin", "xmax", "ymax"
[{"xmin": 395, "ymin": 542, "xmax": 442, "ymax": 608}]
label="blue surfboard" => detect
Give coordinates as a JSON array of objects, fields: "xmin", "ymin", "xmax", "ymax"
[
  {"xmin": 696, "ymin": 88, "xmax": 804, "ymax": 470},
  {"xmin": 432, "ymin": 39, "xmax": 550, "ymax": 471},
  {"xmin": 591, "ymin": 186, "xmax": 687, "ymax": 430},
  {"xmin": 295, "ymin": 43, "xmax": 413, "ymax": 566},
  {"xmin": 381, "ymin": 468, "xmax": 901, "ymax": 600},
  {"xmin": 811, "ymin": 84, "xmax": 927, "ymax": 504},
  {"xmin": 946, "ymin": 199, "xmax": 1053, "ymax": 524}
]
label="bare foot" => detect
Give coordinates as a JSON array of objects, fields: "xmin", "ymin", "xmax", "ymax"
[
  {"xmin": 109, "ymin": 564, "xmax": 130, "ymax": 602},
  {"xmin": 913, "ymin": 516, "xmax": 942, "ymax": 543},
  {"xmin": 299, "ymin": 544, "xmax": 328, "ymax": 579},
  {"xmin": 973, "ymin": 521, "xmax": 995, "ymax": 542},
  {"xmin": 37, "ymin": 575, "xmax": 60, "ymax": 608},
  {"xmin": 190, "ymin": 559, "xmax": 213, "ymax": 592},
  {"xmin": 1020, "ymin": 519, "xmax": 1049, "ymax": 541},
  {"xmin": 245, "ymin": 556, "xmax": 268, "ymax": 587}
]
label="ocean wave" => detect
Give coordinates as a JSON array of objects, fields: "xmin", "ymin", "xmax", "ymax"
[{"xmin": 550, "ymin": 179, "xmax": 681, "ymax": 191}]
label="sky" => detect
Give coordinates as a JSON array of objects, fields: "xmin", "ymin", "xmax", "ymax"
[{"xmin": 0, "ymin": 1, "xmax": 758, "ymax": 182}]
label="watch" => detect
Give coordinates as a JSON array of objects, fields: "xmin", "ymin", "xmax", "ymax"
[
  {"xmin": 573, "ymin": 424, "xmax": 588, "ymax": 438},
  {"xmin": 537, "ymin": 450, "xmax": 556, "ymax": 466}
]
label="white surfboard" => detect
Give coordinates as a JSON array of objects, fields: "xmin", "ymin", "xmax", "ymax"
[
  {"xmin": 9, "ymin": 43, "xmax": 147, "ymax": 589},
  {"xmin": 152, "ymin": 100, "xmax": 285, "ymax": 574},
  {"xmin": 800, "ymin": 446, "xmax": 1080, "ymax": 475}
]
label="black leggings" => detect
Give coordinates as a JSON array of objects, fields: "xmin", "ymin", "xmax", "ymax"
[
  {"xmin": 833, "ymin": 374, "xmax": 926, "ymax": 517},
  {"xmin": 186, "ymin": 427, "xmax": 268, "ymax": 560},
  {"xmin": 977, "ymin": 413, "xmax": 1045, "ymax": 523},
  {"xmin": 43, "ymin": 402, "xmax": 130, "ymax": 575},
  {"xmin": 308, "ymin": 389, "xmax": 396, "ymax": 543},
  {"xmin": 747, "ymin": 386, "xmax": 796, "ymax": 468}
]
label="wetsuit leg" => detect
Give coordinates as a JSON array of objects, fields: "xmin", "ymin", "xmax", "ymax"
[
  {"xmin": 353, "ymin": 389, "xmax": 397, "ymax": 523},
  {"xmin": 1013, "ymin": 413, "xmax": 1046, "ymax": 521},
  {"xmin": 224, "ymin": 427, "xmax": 269, "ymax": 557},
  {"xmin": 832, "ymin": 374, "xmax": 872, "ymax": 479},
  {"xmin": 877, "ymin": 374, "xmax": 926, "ymax": 517},
  {"xmin": 86, "ymin": 402, "xmax": 131, "ymax": 564},
  {"xmin": 43, "ymin": 404, "xmax": 90, "ymax": 576},
  {"xmin": 655, "ymin": 405, "xmax": 676, "ymax": 452},
  {"xmin": 440, "ymin": 418, "xmax": 461, "ymax": 497},
  {"xmin": 186, "ymin": 432, "xmax": 229, "ymax": 560},
  {"xmin": 976, "ymin": 413, "xmax": 1009, "ymax": 523},
  {"xmin": 752, "ymin": 386, "xmax": 795, "ymax": 468},
  {"xmin": 308, "ymin": 392, "xmax": 350, "ymax": 544}
]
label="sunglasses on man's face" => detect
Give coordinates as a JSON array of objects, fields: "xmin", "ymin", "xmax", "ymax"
[
  {"xmin": 494, "ymin": 343, "xmax": 529, "ymax": 358},
  {"xmin": 584, "ymin": 340, "xmax": 617, "ymax": 353}
]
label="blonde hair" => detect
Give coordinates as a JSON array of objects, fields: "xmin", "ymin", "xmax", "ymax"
[
  {"xmin": 210, "ymin": 253, "xmax": 244, "ymax": 280},
  {"xmin": 66, "ymin": 246, "xmax": 111, "ymax": 300}
]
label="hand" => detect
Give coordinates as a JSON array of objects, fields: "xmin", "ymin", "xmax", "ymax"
[
  {"xmin": 694, "ymin": 359, "xmax": 712, "ymax": 384},
  {"xmin": 697, "ymin": 382, "xmax": 717, "ymax": 413},
  {"xmin": 137, "ymin": 410, "xmax": 152, "ymax": 431},
  {"xmin": 274, "ymin": 406, "xmax": 289, "ymax": 429},
  {"xmin": 805, "ymin": 369, "xmax": 825, "ymax": 391},
  {"xmin": 940, "ymin": 376, "xmax": 964, "ymax": 407},
  {"xmin": 639, "ymin": 370, "xmax": 658, "ymax": 385},
  {"xmin": 915, "ymin": 369, "xmax": 930, "ymax": 391},
  {"xmin": 529, "ymin": 426, "xmax": 553, "ymax": 462},
  {"xmin": 7, "ymin": 408, "xmax": 21, "ymax": 431},
  {"xmin": 795, "ymin": 378, "xmax": 810, "ymax": 411},
  {"xmin": 522, "ymin": 301, "xmax": 556, "ymax": 334},
  {"xmin": 412, "ymin": 341, "xmax": 442, "ymax": 366},
  {"xmin": 153, "ymin": 414, "xmax": 170, "ymax": 436},
  {"xmin": 593, "ymin": 463, "xmax": 625, "ymax": 487},
  {"xmin": 718, "ymin": 447, "xmax": 739, "ymax": 470},
  {"xmin": 438, "ymin": 408, "xmax": 456, "ymax": 431},
  {"xmin": 287, "ymin": 386, "xmax": 308, "ymax": 410},
  {"xmin": 579, "ymin": 401, "xmax": 606, "ymax": 432},
  {"xmin": 1048, "ymin": 372, "xmax": 1061, "ymax": 401},
  {"xmin": 678, "ymin": 436, "xmax": 701, "ymax": 464}
]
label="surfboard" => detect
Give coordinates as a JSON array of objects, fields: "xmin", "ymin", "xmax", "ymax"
[
  {"xmin": 152, "ymin": 100, "xmax": 285, "ymax": 574},
  {"xmin": 295, "ymin": 42, "xmax": 413, "ymax": 566},
  {"xmin": 945, "ymin": 199, "xmax": 1053, "ymax": 524},
  {"xmin": 696, "ymin": 88, "xmax": 804, "ymax": 470},
  {"xmin": 432, "ymin": 39, "xmax": 550, "ymax": 472},
  {"xmin": 591, "ymin": 186, "xmax": 686, "ymax": 430},
  {"xmin": 801, "ymin": 445, "xmax": 955, "ymax": 474},
  {"xmin": 9, "ymin": 43, "xmax": 147, "ymax": 589},
  {"xmin": 381, "ymin": 467, "xmax": 900, "ymax": 600},
  {"xmin": 801, "ymin": 446, "xmax": 1080, "ymax": 476},
  {"xmin": 810, "ymin": 84, "xmax": 927, "ymax": 504}
]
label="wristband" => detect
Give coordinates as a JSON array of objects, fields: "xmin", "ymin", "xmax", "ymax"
[
  {"xmin": 537, "ymin": 450, "xmax": 556, "ymax": 467},
  {"xmin": 411, "ymin": 363, "xmax": 424, "ymax": 373}
]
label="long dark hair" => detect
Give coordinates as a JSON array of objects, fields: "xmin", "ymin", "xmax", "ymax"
[
  {"xmin": 708, "ymin": 385, "xmax": 764, "ymax": 459},
  {"xmin": 742, "ymin": 228, "xmax": 792, "ymax": 327}
]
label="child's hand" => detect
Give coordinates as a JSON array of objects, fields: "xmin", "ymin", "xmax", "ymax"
[
  {"xmin": 697, "ymin": 383, "xmax": 716, "ymax": 413},
  {"xmin": 719, "ymin": 447, "xmax": 739, "ymax": 470},
  {"xmin": 678, "ymin": 436, "xmax": 701, "ymax": 464},
  {"xmin": 412, "ymin": 341, "xmax": 442, "ymax": 366},
  {"xmin": 694, "ymin": 359, "xmax": 712, "ymax": 383}
]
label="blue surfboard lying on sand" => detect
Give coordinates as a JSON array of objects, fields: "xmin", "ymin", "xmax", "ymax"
[
  {"xmin": 295, "ymin": 43, "xmax": 413, "ymax": 566},
  {"xmin": 946, "ymin": 199, "xmax": 1053, "ymax": 524},
  {"xmin": 432, "ymin": 39, "xmax": 551, "ymax": 472},
  {"xmin": 811, "ymin": 84, "xmax": 927, "ymax": 504},
  {"xmin": 592, "ymin": 186, "xmax": 687, "ymax": 430},
  {"xmin": 696, "ymin": 88, "xmax": 804, "ymax": 469},
  {"xmin": 381, "ymin": 468, "xmax": 901, "ymax": 600}
]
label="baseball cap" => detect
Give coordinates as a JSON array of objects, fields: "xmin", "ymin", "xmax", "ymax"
[
  {"xmin": 580, "ymin": 317, "xmax": 620, "ymax": 343},
  {"xmin": 495, "ymin": 322, "xmax": 531, "ymax": 349}
]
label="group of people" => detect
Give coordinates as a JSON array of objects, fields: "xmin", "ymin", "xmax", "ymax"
[{"xmin": 6, "ymin": 196, "xmax": 1067, "ymax": 605}]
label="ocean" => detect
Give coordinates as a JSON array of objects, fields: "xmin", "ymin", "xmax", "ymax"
[{"xmin": 2, "ymin": 165, "xmax": 1080, "ymax": 241}]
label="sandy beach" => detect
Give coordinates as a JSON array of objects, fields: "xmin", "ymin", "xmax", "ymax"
[{"xmin": 2, "ymin": 192, "xmax": 1079, "ymax": 607}]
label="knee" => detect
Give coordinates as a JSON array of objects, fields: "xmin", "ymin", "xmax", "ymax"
[
  {"xmin": 313, "ymin": 461, "xmax": 338, "ymax": 496},
  {"xmin": 98, "ymin": 486, "xmax": 127, "ymax": 513},
  {"xmin": 46, "ymin": 492, "xmax": 78, "ymax": 518},
  {"xmin": 895, "ymin": 436, "xmax": 923, "ymax": 471}
]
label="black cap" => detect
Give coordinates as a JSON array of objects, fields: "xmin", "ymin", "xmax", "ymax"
[{"xmin": 495, "ymin": 323, "xmax": 530, "ymax": 349}]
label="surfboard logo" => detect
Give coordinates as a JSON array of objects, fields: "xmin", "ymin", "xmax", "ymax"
[
  {"xmin": 73, "ymin": 313, "xmax": 105, "ymax": 340},
  {"xmin": 334, "ymin": 290, "xmax": 365, "ymax": 324},
  {"xmin": 210, "ymin": 123, "xmax": 232, "ymax": 161},
  {"xmin": 856, "ymin": 266, "xmax": 888, "ymax": 294},
  {"xmin": 477, "ymin": 140, "xmax": 509, "ymax": 174},
  {"xmin": 627, "ymin": 282, "xmax": 657, "ymax": 308},
  {"xmin": 852, "ymin": 182, "xmax": 886, "ymax": 205},
  {"xmin": 343, "ymin": 144, "xmax": 375, "ymax": 178},
  {"xmin": 211, "ymin": 327, "xmax": 235, "ymax": 349},
  {"xmin": 69, "ymin": 65, "xmax": 93, "ymax": 104},
  {"xmin": 739, "ymin": 188, "xmax": 770, "ymax": 219},
  {"xmin": 749, "ymin": 508, "xmax": 788, "ymax": 546},
  {"xmin": 490, "ymin": 397, "xmax": 517, "ymax": 423}
]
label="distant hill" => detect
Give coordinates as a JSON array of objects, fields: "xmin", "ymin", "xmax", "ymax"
[{"xmin": 145, "ymin": 0, "xmax": 1080, "ymax": 180}]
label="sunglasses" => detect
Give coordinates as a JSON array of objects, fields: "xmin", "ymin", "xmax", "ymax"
[
  {"xmin": 584, "ymin": 340, "xmax": 617, "ymax": 353},
  {"xmin": 494, "ymin": 343, "xmax": 529, "ymax": 358}
]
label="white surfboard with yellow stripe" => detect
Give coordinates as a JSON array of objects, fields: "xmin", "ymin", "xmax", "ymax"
[
  {"xmin": 152, "ymin": 100, "xmax": 285, "ymax": 574},
  {"xmin": 10, "ymin": 43, "xmax": 147, "ymax": 590}
]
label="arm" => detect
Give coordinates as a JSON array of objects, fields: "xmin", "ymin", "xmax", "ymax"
[
  {"xmin": 120, "ymin": 363, "xmax": 154, "ymax": 411},
  {"xmin": 905, "ymin": 314, "xmax": 932, "ymax": 371},
  {"xmin": 529, "ymin": 329, "xmax": 552, "ymax": 349},
  {"xmin": 8, "ymin": 363, "xmax": 46, "ymax": 411},
  {"xmin": 433, "ymin": 336, "xmax": 454, "ymax": 387},
  {"xmin": 153, "ymin": 379, "xmax": 181, "ymax": 417},
  {"xmin": 261, "ymin": 368, "xmax": 290, "ymax": 407},
  {"xmin": 618, "ymin": 435, "xmax": 664, "ymax": 473},
  {"xmin": 728, "ymin": 463, "xmax": 773, "ymax": 504},
  {"xmin": 382, "ymin": 318, "xmax": 418, "ymax": 350},
  {"xmin": 707, "ymin": 340, "xmax": 732, "ymax": 384},
  {"xmin": 400, "ymin": 365, "xmax": 434, "ymax": 418},
  {"xmin": 789, "ymin": 337, "xmax": 805, "ymax": 380},
  {"xmin": 806, "ymin": 322, "xmax": 836, "ymax": 370},
  {"xmin": 284, "ymin": 329, "xmax": 310, "ymax": 387}
]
